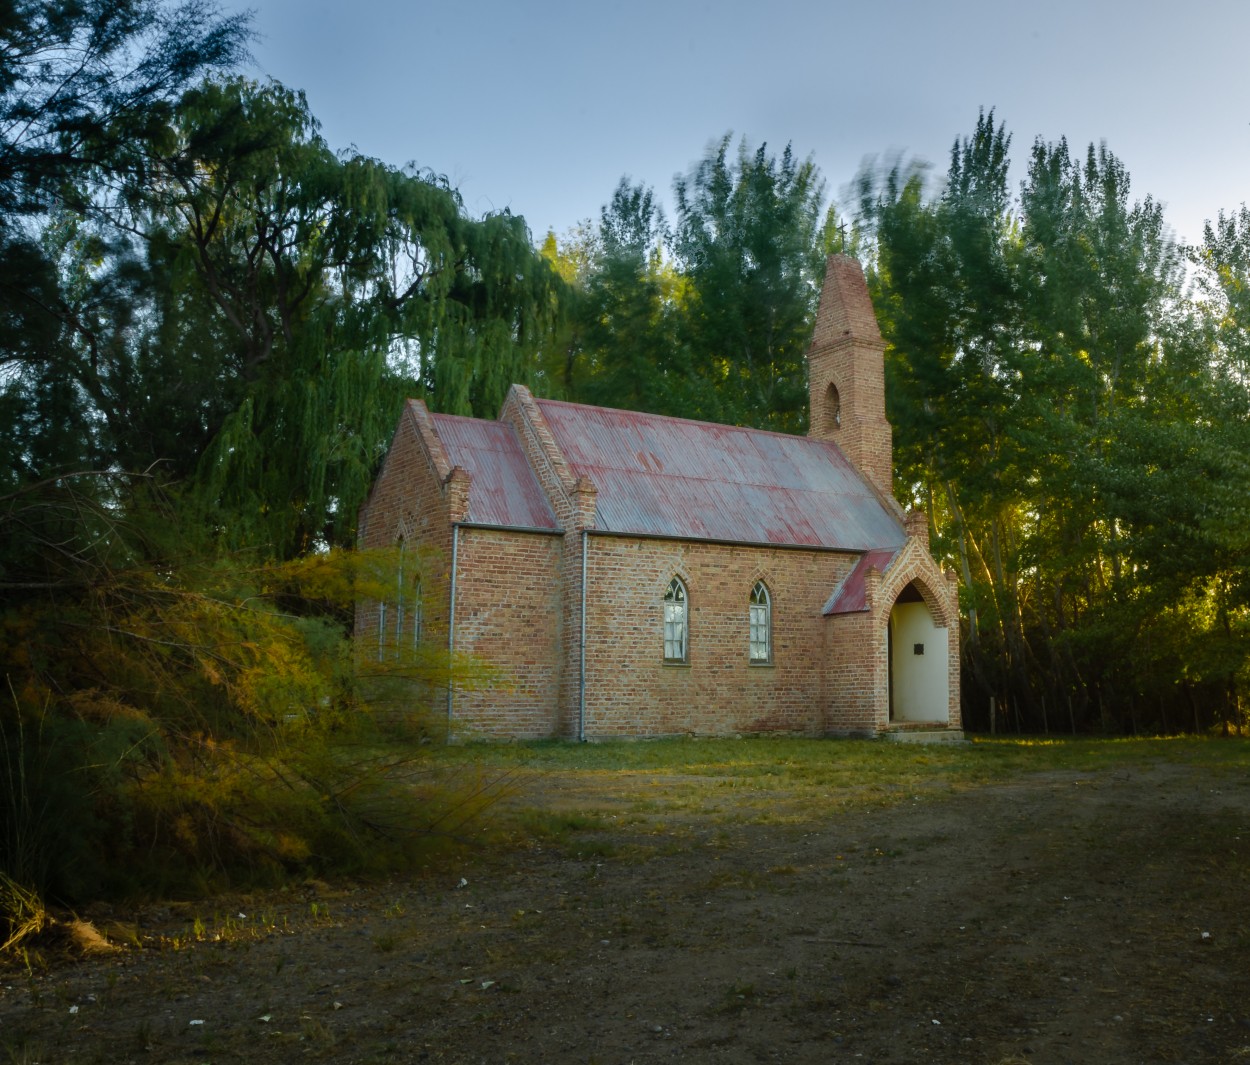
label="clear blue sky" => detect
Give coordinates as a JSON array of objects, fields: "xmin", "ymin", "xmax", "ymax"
[{"xmin": 230, "ymin": 0, "xmax": 1249, "ymax": 248}]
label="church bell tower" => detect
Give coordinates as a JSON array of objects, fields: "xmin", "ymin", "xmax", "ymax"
[{"xmin": 806, "ymin": 255, "xmax": 893, "ymax": 497}]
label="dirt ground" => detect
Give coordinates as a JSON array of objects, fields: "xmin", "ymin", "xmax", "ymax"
[{"xmin": 3, "ymin": 758, "xmax": 1249, "ymax": 1064}]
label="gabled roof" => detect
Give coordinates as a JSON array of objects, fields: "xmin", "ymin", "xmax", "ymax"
[
  {"xmin": 430, "ymin": 413, "xmax": 559, "ymax": 531},
  {"xmin": 822, "ymin": 549, "xmax": 899, "ymax": 615},
  {"xmin": 534, "ymin": 398, "xmax": 905, "ymax": 551}
]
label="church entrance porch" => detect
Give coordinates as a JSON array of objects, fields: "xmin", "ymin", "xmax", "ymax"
[{"xmin": 887, "ymin": 581, "xmax": 950, "ymax": 725}]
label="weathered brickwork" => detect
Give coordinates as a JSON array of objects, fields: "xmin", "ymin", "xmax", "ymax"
[
  {"xmin": 499, "ymin": 388, "xmax": 593, "ymax": 736},
  {"xmin": 826, "ymin": 608, "xmax": 884, "ymax": 732},
  {"xmin": 807, "ymin": 256, "xmax": 895, "ymax": 500},
  {"xmin": 449, "ymin": 528, "xmax": 564, "ymax": 739},
  {"xmin": 357, "ymin": 406, "xmax": 570, "ymax": 739},
  {"xmin": 356, "ymin": 404, "xmax": 456, "ymax": 654},
  {"xmin": 579, "ymin": 537, "xmax": 862, "ymax": 737}
]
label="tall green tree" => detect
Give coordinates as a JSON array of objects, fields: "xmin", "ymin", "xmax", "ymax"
[
  {"xmin": 163, "ymin": 80, "xmax": 558, "ymax": 555},
  {"xmin": 1013, "ymin": 139, "xmax": 1184, "ymax": 720},
  {"xmin": 0, "ymin": 7, "xmax": 563, "ymax": 903},
  {"xmin": 864, "ymin": 111, "xmax": 1025, "ymax": 705},
  {"xmin": 671, "ymin": 136, "xmax": 827, "ymax": 431},
  {"xmin": 1170, "ymin": 207, "xmax": 1250, "ymax": 730},
  {"xmin": 6, "ymin": 76, "xmax": 561, "ymax": 557},
  {"xmin": 860, "ymin": 111, "xmax": 1238, "ymax": 734},
  {"xmin": 568, "ymin": 138, "xmax": 838, "ymax": 431},
  {"xmin": 0, "ymin": 0, "xmax": 250, "ymax": 487},
  {"xmin": 0, "ymin": 0, "xmax": 250, "ymax": 215},
  {"xmin": 574, "ymin": 178, "xmax": 698, "ymax": 416}
]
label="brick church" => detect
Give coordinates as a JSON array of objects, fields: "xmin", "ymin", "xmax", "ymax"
[{"xmin": 358, "ymin": 256, "xmax": 961, "ymax": 740}]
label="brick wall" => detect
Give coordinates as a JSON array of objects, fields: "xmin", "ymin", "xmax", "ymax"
[
  {"xmin": 577, "ymin": 536, "xmax": 881, "ymax": 737},
  {"xmin": 387, "ymin": 523, "xmax": 951, "ymax": 740},
  {"xmin": 825, "ymin": 608, "xmax": 887, "ymax": 733},
  {"xmin": 499, "ymin": 386, "xmax": 594, "ymax": 736},
  {"xmin": 450, "ymin": 527, "xmax": 564, "ymax": 739},
  {"xmin": 358, "ymin": 404, "xmax": 571, "ymax": 739}
]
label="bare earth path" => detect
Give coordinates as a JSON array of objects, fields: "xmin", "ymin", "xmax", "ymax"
[{"xmin": 3, "ymin": 759, "xmax": 1249, "ymax": 1064}]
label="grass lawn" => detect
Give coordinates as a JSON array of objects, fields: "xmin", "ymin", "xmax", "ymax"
[{"xmin": 436, "ymin": 733, "xmax": 1250, "ymax": 833}]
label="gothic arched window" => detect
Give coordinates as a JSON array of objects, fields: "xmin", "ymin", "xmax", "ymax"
[
  {"xmin": 749, "ymin": 581, "xmax": 772, "ymax": 663},
  {"xmin": 663, "ymin": 577, "xmax": 688, "ymax": 662}
]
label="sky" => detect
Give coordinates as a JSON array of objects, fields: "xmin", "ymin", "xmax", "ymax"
[{"xmin": 227, "ymin": 0, "xmax": 1250, "ymax": 249}]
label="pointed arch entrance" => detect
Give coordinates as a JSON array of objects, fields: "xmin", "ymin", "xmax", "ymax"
[{"xmin": 888, "ymin": 581, "xmax": 950, "ymax": 724}]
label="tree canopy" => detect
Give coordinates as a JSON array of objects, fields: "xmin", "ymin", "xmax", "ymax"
[
  {"xmin": 540, "ymin": 116, "xmax": 1250, "ymax": 736},
  {"xmin": 858, "ymin": 110, "xmax": 1250, "ymax": 735},
  {"xmin": 546, "ymin": 135, "xmax": 840, "ymax": 432}
]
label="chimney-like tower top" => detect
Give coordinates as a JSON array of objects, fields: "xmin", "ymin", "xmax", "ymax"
[{"xmin": 806, "ymin": 255, "xmax": 893, "ymax": 497}]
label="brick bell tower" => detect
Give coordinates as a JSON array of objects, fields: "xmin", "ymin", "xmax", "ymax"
[{"xmin": 806, "ymin": 255, "xmax": 893, "ymax": 497}]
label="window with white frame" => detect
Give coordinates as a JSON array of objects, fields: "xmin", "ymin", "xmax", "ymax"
[
  {"xmin": 663, "ymin": 577, "xmax": 688, "ymax": 662},
  {"xmin": 749, "ymin": 581, "xmax": 771, "ymax": 663}
]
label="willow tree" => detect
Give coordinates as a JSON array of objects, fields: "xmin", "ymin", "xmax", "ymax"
[
  {"xmin": 1, "ymin": 56, "xmax": 564, "ymax": 903},
  {"xmin": 133, "ymin": 79, "xmax": 560, "ymax": 557},
  {"xmin": 0, "ymin": 0, "xmax": 251, "ymax": 488}
]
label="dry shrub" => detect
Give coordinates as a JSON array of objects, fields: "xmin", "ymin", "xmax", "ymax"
[
  {"xmin": 1, "ymin": 540, "xmax": 499, "ymax": 904},
  {"xmin": 0, "ymin": 872, "xmax": 49, "ymax": 952}
]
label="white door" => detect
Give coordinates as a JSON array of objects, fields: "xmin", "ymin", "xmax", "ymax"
[{"xmin": 889, "ymin": 597, "xmax": 948, "ymax": 723}]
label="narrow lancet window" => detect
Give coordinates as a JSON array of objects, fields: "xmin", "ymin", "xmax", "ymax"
[
  {"xmin": 664, "ymin": 577, "xmax": 688, "ymax": 662},
  {"xmin": 749, "ymin": 581, "xmax": 771, "ymax": 663}
]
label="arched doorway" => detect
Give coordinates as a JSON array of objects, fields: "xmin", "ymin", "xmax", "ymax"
[{"xmin": 888, "ymin": 582, "xmax": 949, "ymax": 723}]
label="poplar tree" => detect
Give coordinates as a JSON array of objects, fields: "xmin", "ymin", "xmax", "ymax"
[
  {"xmin": 671, "ymin": 137, "xmax": 827, "ymax": 432},
  {"xmin": 860, "ymin": 111, "xmax": 1236, "ymax": 733},
  {"xmin": 575, "ymin": 178, "xmax": 697, "ymax": 416},
  {"xmin": 1174, "ymin": 208, "xmax": 1250, "ymax": 730}
]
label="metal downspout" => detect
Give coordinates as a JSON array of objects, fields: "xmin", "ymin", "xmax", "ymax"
[
  {"xmin": 447, "ymin": 522, "xmax": 460, "ymax": 739},
  {"xmin": 579, "ymin": 529, "xmax": 587, "ymax": 742}
]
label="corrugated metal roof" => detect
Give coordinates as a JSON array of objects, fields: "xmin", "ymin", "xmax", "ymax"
[
  {"xmin": 536, "ymin": 399, "xmax": 905, "ymax": 551},
  {"xmin": 430, "ymin": 414, "xmax": 560, "ymax": 531},
  {"xmin": 823, "ymin": 549, "xmax": 899, "ymax": 614}
]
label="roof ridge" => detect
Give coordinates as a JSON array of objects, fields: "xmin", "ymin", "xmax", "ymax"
[{"xmin": 533, "ymin": 396, "xmax": 838, "ymax": 446}]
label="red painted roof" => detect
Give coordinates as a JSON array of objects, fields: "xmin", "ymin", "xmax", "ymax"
[
  {"xmin": 536, "ymin": 399, "xmax": 905, "ymax": 551},
  {"xmin": 823, "ymin": 549, "xmax": 899, "ymax": 614},
  {"xmin": 430, "ymin": 414, "xmax": 559, "ymax": 531}
]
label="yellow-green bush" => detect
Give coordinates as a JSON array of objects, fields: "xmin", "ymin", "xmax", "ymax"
[{"xmin": 0, "ymin": 538, "xmax": 481, "ymax": 908}]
